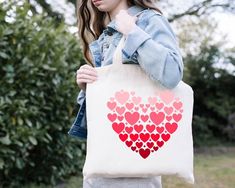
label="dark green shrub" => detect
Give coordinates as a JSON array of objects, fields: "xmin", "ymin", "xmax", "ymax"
[
  {"xmin": 183, "ymin": 45, "xmax": 235, "ymax": 147},
  {"xmin": 0, "ymin": 2, "xmax": 86, "ymax": 187}
]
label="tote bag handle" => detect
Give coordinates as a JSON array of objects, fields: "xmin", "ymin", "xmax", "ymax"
[{"xmin": 112, "ymin": 9, "xmax": 161, "ymax": 65}]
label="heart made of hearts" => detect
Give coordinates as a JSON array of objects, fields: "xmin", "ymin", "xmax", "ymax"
[{"xmin": 107, "ymin": 90, "xmax": 183, "ymax": 159}]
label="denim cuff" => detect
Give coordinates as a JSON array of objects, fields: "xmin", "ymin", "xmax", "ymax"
[
  {"xmin": 77, "ymin": 89, "xmax": 86, "ymax": 106},
  {"xmin": 122, "ymin": 25, "xmax": 151, "ymax": 59}
]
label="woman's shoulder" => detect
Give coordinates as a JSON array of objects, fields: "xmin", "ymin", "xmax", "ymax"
[
  {"xmin": 140, "ymin": 7, "xmax": 163, "ymax": 19},
  {"xmin": 137, "ymin": 7, "xmax": 176, "ymax": 38},
  {"xmin": 136, "ymin": 7, "xmax": 168, "ymax": 28}
]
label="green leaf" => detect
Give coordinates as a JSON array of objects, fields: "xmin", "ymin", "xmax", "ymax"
[
  {"xmin": 0, "ymin": 134, "xmax": 11, "ymax": 145},
  {"xmin": 0, "ymin": 51, "xmax": 10, "ymax": 59},
  {"xmin": 16, "ymin": 158, "xmax": 24, "ymax": 169},
  {"xmin": 29, "ymin": 136, "xmax": 37, "ymax": 145},
  {"xmin": 0, "ymin": 159, "xmax": 4, "ymax": 169}
]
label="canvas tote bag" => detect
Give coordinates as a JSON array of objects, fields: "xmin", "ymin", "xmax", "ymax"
[{"xmin": 83, "ymin": 34, "xmax": 194, "ymax": 183}]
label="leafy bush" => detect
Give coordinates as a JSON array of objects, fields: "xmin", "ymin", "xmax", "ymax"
[
  {"xmin": 0, "ymin": 2, "xmax": 86, "ymax": 187},
  {"xmin": 183, "ymin": 45, "xmax": 235, "ymax": 147}
]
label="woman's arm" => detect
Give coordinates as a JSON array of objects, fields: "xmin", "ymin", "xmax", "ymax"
[{"xmin": 121, "ymin": 13, "xmax": 184, "ymax": 89}]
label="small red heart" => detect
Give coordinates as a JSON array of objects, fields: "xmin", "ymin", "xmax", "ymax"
[
  {"xmin": 165, "ymin": 122, "xmax": 178, "ymax": 134},
  {"xmin": 139, "ymin": 148, "xmax": 150, "ymax": 159},
  {"xmin": 146, "ymin": 124, "xmax": 155, "ymax": 133},
  {"xmin": 134, "ymin": 124, "xmax": 143, "ymax": 133},
  {"xmin": 156, "ymin": 126, "xmax": 164, "ymax": 134},
  {"xmin": 119, "ymin": 133, "xmax": 128, "ymax": 142},
  {"xmin": 153, "ymin": 146, "xmax": 159, "ymax": 151},
  {"xmin": 140, "ymin": 133, "xmax": 150, "ymax": 142},
  {"xmin": 125, "ymin": 126, "xmax": 133, "ymax": 134},
  {"xmin": 157, "ymin": 141, "xmax": 164, "ymax": 147},
  {"xmin": 136, "ymin": 142, "xmax": 143, "ymax": 148},
  {"xmin": 131, "ymin": 146, "xmax": 136, "ymax": 151},
  {"xmin": 112, "ymin": 122, "xmax": 125, "ymax": 134},
  {"xmin": 130, "ymin": 134, "xmax": 139, "ymax": 142},
  {"xmin": 151, "ymin": 133, "xmax": 160, "ymax": 141},
  {"xmin": 125, "ymin": 140, "xmax": 133, "ymax": 147},
  {"xmin": 147, "ymin": 142, "xmax": 154, "ymax": 149},
  {"xmin": 161, "ymin": 133, "xmax": 171, "ymax": 142}
]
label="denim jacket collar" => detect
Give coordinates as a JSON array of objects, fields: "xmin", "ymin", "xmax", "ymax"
[{"xmin": 89, "ymin": 5, "xmax": 145, "ymax": 67}]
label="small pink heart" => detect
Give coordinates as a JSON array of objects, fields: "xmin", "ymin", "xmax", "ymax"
[
  {"xmin": 166, "ymin": 116, "xmax": 172, "ymax": 121},
  {"xmin": 164, "ymin": 106, "xmax": 173, "ymax": 115},
  {"xmin": 126, "ymin": 103, "xmax": 134, "ymax": 110},
  {"xmin": 173, "ymin": 113, "xmax": 182, "ymax": 122},
  {"xmin": 148, "ymin": 97, "xmax": 157, "ymax": 105},
  {"xmin": 131, "ymin": 91, "xmax": 135, "ymax": 96},
  {"xmin": 116, "ymin": 106, "xmax": 125, "ymax": 115},
  {"xmin": 142, "ymin": 108, "xmax": 148, "ymax": 113},
  {"xmin": 132, "ymin": 96, "xmax": 142, "ymax": 105},
  {"xmin": 107, "ymin": 101, "xmax": 116, "ymax": 110},
  {"xmin": 115, "ymin": 90, "xmax": 129, "ymax": 105},
  {"xmin": 118, "ymin": 116, "xmax": 124, "ymax": 121},
  {"xmin": 156, "ymin": 102, "xmax": 164, "ymax": 110},
  {"xmin": 158, "ymin": 90, "xmax": 174, "ymax": 105},
  {"xmin": 110, "ymin": 97, "xmax": 115, "ymax": 101},
  {"xmin": 173, "ymin": 101, "xmax": 183, "ymax": 110}
]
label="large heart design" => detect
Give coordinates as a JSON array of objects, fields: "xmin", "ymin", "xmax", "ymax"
[{"xmin": 107, "ymin": 90, "xmax": 183, "ymax": 159}]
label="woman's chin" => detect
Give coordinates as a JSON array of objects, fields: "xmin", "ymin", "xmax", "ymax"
[{"xmin": 96, "ymin": 5, "xmax": 112, "ymax": 12}]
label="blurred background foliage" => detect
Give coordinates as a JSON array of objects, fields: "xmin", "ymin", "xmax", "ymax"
[
  {"xmin": 0, "ymin": 0, "xmax": 235, "ymax": 187},
  {"xmin": 0, "ymin": 1, "xmax": 86, "ymax": 187}
]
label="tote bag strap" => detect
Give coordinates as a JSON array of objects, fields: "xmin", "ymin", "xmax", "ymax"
[
  {"xmin": 112, "ymin": 9, "xmax": 148, "ymax": 65},
  {"xmin": 112, "ymin": 8, "xmax": 162, "ymax": 65}
]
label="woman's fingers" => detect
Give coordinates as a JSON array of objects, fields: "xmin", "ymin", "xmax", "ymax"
[
  {"xmin": 77, "ymin": 73, "xmax": 97, "ymax": 81},
  {"xmin": 81, "ymin": 64, "xmax": 98, "ymax": 74},
  {"xmin": 77, "ymin": 69, "xmax": 97, "ymax": 78},
  {"xmin": 77, "ymin": 65, "xmax": 97, "ymax": 76},
  {"xmin": 77, "ymin": 78, "xmax": 96, "ymax": 83},
  {"xmin": 76, "ymin": 64, "xmax": 98, "ymax": 89}
]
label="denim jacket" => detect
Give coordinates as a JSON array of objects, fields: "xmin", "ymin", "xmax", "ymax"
[{"xmin": 68, "ymin": 5, "xmax": 184, "ymax": 140}]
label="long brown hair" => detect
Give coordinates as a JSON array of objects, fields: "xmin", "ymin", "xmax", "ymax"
[{"xmin": 77, "ymin": 0, "xmax": 161, "ymax": 66}]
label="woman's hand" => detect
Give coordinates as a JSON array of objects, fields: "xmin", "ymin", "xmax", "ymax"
[
  {"xmin": 76, "ymin": 64, "xmax": 98, "ymax": 92},
  {"xmin": 115, "ymin": 10, "xmax": 137, "ymax": 36}
]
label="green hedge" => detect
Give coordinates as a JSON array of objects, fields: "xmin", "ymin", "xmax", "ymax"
[
  {"xmin": 0, "ymin": 3, "xmax": 86, "ymax": 187},
  {"xmin": 183, "ymin": 45, "xmax": 235, "ymax": 146}
]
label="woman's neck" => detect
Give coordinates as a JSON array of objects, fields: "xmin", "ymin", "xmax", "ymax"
[{"xmin": 108, "ymin": 2, "xmax": 129, "ymax": 21}]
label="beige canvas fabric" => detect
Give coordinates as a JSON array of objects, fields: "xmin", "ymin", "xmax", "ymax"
[{"xmin": 83, "ymin": 36, "xmax": 194, "ymax": 184}]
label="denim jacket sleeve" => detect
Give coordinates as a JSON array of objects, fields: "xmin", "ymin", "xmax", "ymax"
[
  {"xmin": 67, "ymin": 89, "xmax": 87, "ymax": 140},
  {"xmin": 121, "ymin": 11, "xmax": 184, "ymax": 89}
]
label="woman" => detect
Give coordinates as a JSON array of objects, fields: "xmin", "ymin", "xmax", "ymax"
[{"xmin": 68, "ymin": 0, "xmax": 184, "ymax": 187}]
